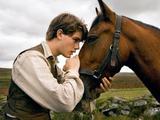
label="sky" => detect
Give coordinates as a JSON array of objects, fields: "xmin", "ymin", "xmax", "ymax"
[{"xmin": 0, "ymin": 0, "xmax": 160, "ymax": 72}]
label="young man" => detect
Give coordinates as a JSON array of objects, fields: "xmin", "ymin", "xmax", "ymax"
[{"xmin": 3, "ymin": 13, "xmax": 111, "ymax": 119}]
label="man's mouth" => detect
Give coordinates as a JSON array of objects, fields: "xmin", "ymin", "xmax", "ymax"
[{"xmin": 71, "ymin": 51, "xmax": 76, "ymax": 54}]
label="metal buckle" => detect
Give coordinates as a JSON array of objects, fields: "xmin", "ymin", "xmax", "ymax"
[
  {"xmin": 93, "ymin": 70, "xmax": 101, "ymax": 80},
  {"xmin": 110, "ymin": 44, "xmax": 113, "ymax": 50},
  {"xmin": 6, "ymin": 113, "xmax": 17, "ymax": 118},
  {"xmin": 114, "ymin": 31, "xmax": 120, "ymax": 39}
]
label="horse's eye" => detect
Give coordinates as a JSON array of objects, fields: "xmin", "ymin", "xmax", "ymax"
[{"xmin": 86, "ymin": 36, "xmax": 98, "ymax": 43}]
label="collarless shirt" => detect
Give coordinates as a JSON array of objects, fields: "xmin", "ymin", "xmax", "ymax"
[{"xmin": 12, "ymin": 41, "xmax": 84, "ymax": 112}]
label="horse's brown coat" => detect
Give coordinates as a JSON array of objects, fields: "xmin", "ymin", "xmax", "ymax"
[{"xmin": 79, "ymin": 0, "xmax": 160, "ymax": 103}]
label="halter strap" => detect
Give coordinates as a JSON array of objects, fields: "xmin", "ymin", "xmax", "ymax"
[{"xmin": 111, "ymin": 15, "xmax": 122, "ymax": 66}]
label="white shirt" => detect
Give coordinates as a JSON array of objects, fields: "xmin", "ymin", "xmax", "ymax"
[{"xmin": 12, "ymin": 41, "xmax": 84, "ymax": 112}]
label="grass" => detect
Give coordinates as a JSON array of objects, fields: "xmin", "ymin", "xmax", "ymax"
[
  {"xmin": 0, "ymin": 68, "xmax": 11, "ymax": 91},
  {"xmin": 96, "ymin": 88, "xmax": 151, "ymax": 105},
  {"xmin": 94, "ymin": 113, "xmax": 132, "ymax": 120}
]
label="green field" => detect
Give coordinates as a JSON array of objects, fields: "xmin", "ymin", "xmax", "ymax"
[
  {"xmin": 97, "ymin": 88, "xmax": 150, "ymax": 105},
  {"xmin": 0, "ymin": 68, "xmax": 11, "ymax": 85}
]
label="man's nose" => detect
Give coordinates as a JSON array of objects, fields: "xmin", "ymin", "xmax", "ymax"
[{"xmin": 75, "ymin": 43, "xmax": 80, "ymax": 50}]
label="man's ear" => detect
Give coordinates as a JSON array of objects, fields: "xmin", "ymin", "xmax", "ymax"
[{"xmin": 56, "ymin": 29, "xmax": 63, "ymax": 40}]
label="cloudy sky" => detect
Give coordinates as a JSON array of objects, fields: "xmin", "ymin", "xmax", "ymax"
[{"xmin": 0, "ymin": 0, "xmax": 160, "ymax": 72}]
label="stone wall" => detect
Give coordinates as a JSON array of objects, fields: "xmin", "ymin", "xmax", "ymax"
[{"xmin": 99, "ymin": 95, "xmax": 160, "ymax": 119}]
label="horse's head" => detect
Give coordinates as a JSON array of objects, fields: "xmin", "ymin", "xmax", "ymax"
[{"xmin": 79, "ymin": 0, "xmax": 130, "ymax": 100}]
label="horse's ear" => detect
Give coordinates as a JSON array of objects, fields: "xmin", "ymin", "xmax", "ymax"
[
  {"xmin": 98, "ymin": 0, "xmax": 114, "ymax": 21},
  {"xmin": 95, "ymin": 7, "xmax": 100, "ymax": 16}
]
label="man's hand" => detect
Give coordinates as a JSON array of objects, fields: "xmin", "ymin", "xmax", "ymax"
[
  {"xmin": 63, "ymin": 55, "xmax": 80, "ymax": 72},
  {"xmin": 96, "ymin": 77, "xmax": 112, "ymax": 94}
]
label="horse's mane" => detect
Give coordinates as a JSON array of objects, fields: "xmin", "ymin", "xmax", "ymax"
[
  {"xmin": 126, "ymin": 16, "xmax": 160, "ymax": 36},
  {"xmin": 91, "ymin": 15, "xmax": 160, "ymax": 37},
  {"xmin": 90, "ymin": 14, "xmax": 111, "ymax": 29}
]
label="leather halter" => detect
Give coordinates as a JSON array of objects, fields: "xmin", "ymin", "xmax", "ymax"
[{"xmin": 79, "ymin": 15, "xmax": 122, "ymax": 82}]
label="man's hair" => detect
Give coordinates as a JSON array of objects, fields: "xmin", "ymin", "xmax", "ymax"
[{"xmin": 46, "ymin": 13, "xmax": 88, "ymax": 41}]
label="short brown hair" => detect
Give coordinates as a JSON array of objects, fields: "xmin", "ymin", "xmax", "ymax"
[{"xmin": 46, "ymin": 13, "xmax": 88, "ymax": 41}]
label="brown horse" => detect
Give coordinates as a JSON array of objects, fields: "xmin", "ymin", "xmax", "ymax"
[{"xmin": 79, "ymin": 0, "xmax": 160, "ymax": 104}]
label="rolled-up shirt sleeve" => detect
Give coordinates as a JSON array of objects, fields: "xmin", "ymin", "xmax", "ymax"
[{"xmin": 12, "ymin": 51, "xmax": 84, "ymax": 112}]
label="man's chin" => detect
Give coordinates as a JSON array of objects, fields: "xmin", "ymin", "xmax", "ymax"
[{"xmin": 64, "ymin": 54, "xmax": 71, "ymax": 58}]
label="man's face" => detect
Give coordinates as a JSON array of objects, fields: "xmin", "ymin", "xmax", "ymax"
[{"xmin": 60, "ymin": 31, "xmax": 82, "ymax": 58}]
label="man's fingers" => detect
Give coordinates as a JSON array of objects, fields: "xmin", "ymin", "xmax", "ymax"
[
  {"xmin": 100, "ymin": 83, "xmax": 106, "ymax": 92},
  {"xmin": 109, "ymin": 77, "xmax": 113, "ymax": 82},
  {"xmin": 101, "ymin": 78, "xmax": 109, "ymax": 90},
  {"xmin": 99, "ymin": 77, "xmax": 112, "ymax": 92},
  {"xmin": 102, "ymin": 77, "xmax": 111, "ymax": 88},
  {"xmin": 95, "ymin": 77, "xmax": 113, "ymax": 94}
]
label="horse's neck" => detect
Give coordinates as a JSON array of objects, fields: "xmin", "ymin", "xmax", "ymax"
[
  {"xmin": 123, "ymin": 17, "xmax": 160, "ymax": 81},
  {"xmin": 122, "ymin": 17, "xmax": 160, "ymax": 102}
]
